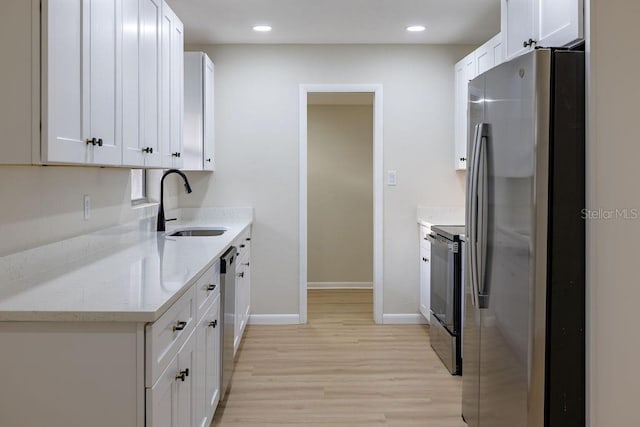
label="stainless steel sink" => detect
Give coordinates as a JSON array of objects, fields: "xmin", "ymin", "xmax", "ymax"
[{"xmin": 168, "ymin": 228, "xmax": 227, "ymax": 237}]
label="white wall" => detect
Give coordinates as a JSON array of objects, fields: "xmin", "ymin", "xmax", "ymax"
[
  {"xmin": 181, "ymin": 44, "xmax": 471, "ymax": 315},
  {"xmin": 307, "ymin": 104, "xmax": 373, "ymax": 284},
  {"xmin": 587, "ymin": 2, "xmax": 640, "ymax": 425},
  {"xmin": 0, "ymin": 166, "xmax": 180, "ymax": 257}
]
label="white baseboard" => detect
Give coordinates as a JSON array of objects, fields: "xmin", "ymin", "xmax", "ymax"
[
  {"xmin": 307, "ymin": 282, "xmax": 373, "ymax": 289},
  {"xmin": 382, "ymin": 313, "xmax": 428, "ymax": 325},
  {"xmin": 248, "ymin": 314, "xmax": 301, "ymax": 325}
]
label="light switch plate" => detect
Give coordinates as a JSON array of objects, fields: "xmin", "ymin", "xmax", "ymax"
[{"xmin": 387, "ymin": 170, "xmax": 398, "ymax": 186}]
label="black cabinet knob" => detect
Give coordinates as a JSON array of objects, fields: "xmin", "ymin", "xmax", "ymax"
[
  {"xmin": 523, "ymin": 38, "xmax": 538, "ymax": 48},
  {"xmin": 96, "ymin": 138, "xmax": 103, "ymax": 147},
  {"xmin": 172, "ymin": 152, "xmax": 181, "ymax": 158},
  {"xmin": 208, "ymin": 320, "xmax": 218, "ymax": 328},
  {"xmin": 175, "ymin": 368, "xmax": 189, "ymax": 382},
  {"xmin": 460, "ymin": 157, "xmax": 466, "ymax": 162},
  {"xmin": 173, "ymin": 321, "xmax": 187, "ymax": 332},
  {"xmin": 237, "ymin": 272, "xmax": 244, "ymax": 278},
  {"xmin": 205, "ymin": 158, "xmax": 212, "ymax": 163},
  {"xmin": 207, "ymin": 284, "xmax": 216, "ymax": 291},
  {"xmin": 142, "ymin": 147, "xmax": 153, "ymax": 154}
]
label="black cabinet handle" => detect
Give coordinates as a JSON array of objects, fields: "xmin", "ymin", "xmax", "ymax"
[
  {"xmin": 242, "ymin": 262, "xmax": 250, "ymax": 267},
  {"xmin": 523, "ymin": 38, "xmax": 538, "ymax": 48},
  {"xmin": 240, "ymin": 244, "xmax": 246, "ymax": 248},
  {"xmin": 237, "ymin": 272, "xmax": 244, "ymax": 278},
  {"xmin": 175, "ymin": 368, "xmax": 189, "ymax": 382},
  {"xmin": 173, "ymin": 321, "xmax": 187, "ymax": 332},
  {"xmin": 142, "ymin": 147, "xmax": 153, "ymax": 154},
  {"xmin": 97, "ymin": 138, "xmax": 103, "ymax": 147},
  {"xmin": 207, "ymin": 284, "xmax": 216, "ymax": 291},
  {"xmin": 208, "ymin": 320, "xmax": 218, "ymax": 328},
  {"xmin": 86, "ymin": 138, "xmax": 101, "ymax": 146},
  {"xmin": 205, "ymin": 158, "xmax": 212, "ymax": 163},
  {"xmin": 172, "ymin": 152, "xmax": 181, "ymax": 158},
  {"xmin": 460, "ymin": 157, "xmax": 466, "ymax": 162},
  {"xmin": 246, "ymin": 238, "xmax": 251, "ymax": 241}
]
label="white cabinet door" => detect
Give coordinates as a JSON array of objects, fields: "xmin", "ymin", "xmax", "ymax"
[
  {"xmin": 195, "ymin": 297, "xmax": 221, "ymax": 427},
  {"xmin": 121, "ymin": 0, "xmax": 143, "ymax": 167},
  {"xmin": 454, "ymin": 52, "xmax": 475, "ymax": 171},
  {"xmin": 537, "ymin": 0, "xmax": 583, "ymax": 48},
  {"xmin": 45, "ymin": 0, "xmax": 122, "ymax": 165},
  {"xmin": 43, "ymin": 0, "xmax": 87, "ymax": 164},
  {"xmin": 419, "ymin": 232, "xmax": 431, "ymax": 321},
  {"xmin": 491, "ymin": 34, "xmax": 505, "ymax": 66},
  {"xmin": 203, "ymin": 298, "xmax": 221, "ymax": 424},
  {"xmin": 475, "ymin": 43, "xmax": 494, "ymax": 77},
  {"xmin": 160, "ymin": 2, "xmax": 184, "ymax": 169},
  {"xmin": 139, "ymin": 0, "xmax": 162, "ymax": 167},
  {"xmin": 147, "ymin": 355, "xmax": 179, "ymax": 427},
  {"xmin": 176, "ymin": 331, "xmax": 196, "ymax": 427},
  {"xmin": 183, "ymin": 51, "xmax": 214, "ymax": 171},
  {"xmin": 501, "ymin": 0, "xmax": 536, "ymax": 61},
  {"xmin": 453, "ymin": 60, "xmax": 466, "ymax": 171},
  {"xmin": 170, "ymin": 10, "xmax": 184, "ymax": 169},
  {"xmin": 86, "ymin": 0, "xmax": 122, "ymax": 166},
  {"xmin": 476, "ymin": 33, "xmax": 503, "ymax": 76},
  {"xmin": 203, "ymin": 56, "xmax": 215, "ymax": 171}
]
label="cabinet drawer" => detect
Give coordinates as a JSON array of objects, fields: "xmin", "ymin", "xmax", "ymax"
[
  {"xmin": 195, "ymin": 261, "xmax": 220, "ymax": 322},
  {"xmin": 146, "ymin": 286, "xmax": 196, "ymax": 387}
]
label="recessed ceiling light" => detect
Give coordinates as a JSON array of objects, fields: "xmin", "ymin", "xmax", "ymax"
[
  {"xmin": 406, "ymin": 25, "xmax": 426, "ymax": 32},
  {"xmin": 253, "ymin": 25, "xmax": 272, "ymax": 32}
]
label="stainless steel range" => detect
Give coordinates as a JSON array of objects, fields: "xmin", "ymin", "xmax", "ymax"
[{"xmin": 427, "ymin": 225, "xmax": 465, "ymax": 375}]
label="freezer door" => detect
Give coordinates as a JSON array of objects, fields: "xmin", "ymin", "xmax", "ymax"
[{"xmin": 478, "ymin": 49, "xmax": 551, "ymax": 427}]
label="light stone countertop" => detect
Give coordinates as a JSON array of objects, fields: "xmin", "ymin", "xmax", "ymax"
[{"xmin": 0, "ymin": 208, "xmax": 252, "ymax": 323}]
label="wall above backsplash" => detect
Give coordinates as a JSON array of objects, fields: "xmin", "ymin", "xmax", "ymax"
[{"xmin": 0, "ymin": 166, "xmax": 180, "ymax": 257}]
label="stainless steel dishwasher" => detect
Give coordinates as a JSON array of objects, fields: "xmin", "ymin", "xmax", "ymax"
[{"xmin": 220, "ymin": 246, "xmax": 237, "ymax": 399}]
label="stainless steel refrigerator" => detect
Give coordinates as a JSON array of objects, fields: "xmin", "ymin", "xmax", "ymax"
[{"xmin": 462, "ymin": 49, "xmax": 585, "ymax": 427}]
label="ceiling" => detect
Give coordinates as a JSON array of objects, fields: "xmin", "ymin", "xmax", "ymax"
[{"xmin": 166, "ymin": 0, "xmax": 501, "ymax": 46}]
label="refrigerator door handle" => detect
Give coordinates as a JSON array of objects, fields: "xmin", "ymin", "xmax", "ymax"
[
  {"xmin": 475, "ymin": 124, "xmax": 490, "ymax": 308},
  {"xmin": 467, "ymin": 124, "xmax": 482, "ymax": 308}
]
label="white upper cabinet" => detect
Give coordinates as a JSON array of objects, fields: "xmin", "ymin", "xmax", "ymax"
[
  {"xmin": 1, "ymin": 0, "xmax": 184, "ymax": 168},
  {"xmin": 123, "ymin": 0, "xmax": 163, "ymax": 167},
  {"xmin": 502, "ymin": 0, "xmax": 584, "ymax": 61},
  {"xmin": 454, "ymin": 52, "xmax": 475, "ymax": 171},
  {"xmin": 44, "ymin": 0, "xmax": 122, "ymax": 166},
  {"xmin": 183, "ymin": 52, "xmax": 215, "ymax": 171},
  {"xmin": 476, "ymin": 33, "xmax": 503, "ymax": 76},
  {"xmin": 453, "ymin": 33, "xmax": 503, "ymax": 171},
  {"xmin": 536, "ymin": 0, "xmax": 584, "ymax": 48},
  {"xmin": 501, "ymin": 0, "xmax": 536, "ymax": 61},
  {"xmin": 161, "ymin": 2, "xmax": 185, "ymax": 169},
  {"xmin": 203, "ymin": 56, "xmax": 215, "ymax": 171},
  {"xmin": 138, "ymin": 0, "xmax": 162, "ymax": 167}
]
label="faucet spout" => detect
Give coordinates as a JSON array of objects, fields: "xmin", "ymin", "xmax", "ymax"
[{"xmin": 157, "ymin": 169, "xmax": 192, "ymax": 232}]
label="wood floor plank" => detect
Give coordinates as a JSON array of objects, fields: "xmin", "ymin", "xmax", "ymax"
[{"xmin": 212, "ymin": 289, "xmax": 465, "ymax": 426}]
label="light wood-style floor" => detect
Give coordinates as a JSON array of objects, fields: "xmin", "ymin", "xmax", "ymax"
[{"xmin": 212, "ymin": 289, "xmax": 465, "ymax": 426}]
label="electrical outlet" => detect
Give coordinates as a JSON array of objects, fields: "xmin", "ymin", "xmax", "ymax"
[{"xmin": 83, "ymin": 195, "xmax": 91, "ymax": 221}]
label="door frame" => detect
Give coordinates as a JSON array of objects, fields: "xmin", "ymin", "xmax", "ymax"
[{"xmin": 298, "ymin": 84, "xmax": 384, "ymax": 324}]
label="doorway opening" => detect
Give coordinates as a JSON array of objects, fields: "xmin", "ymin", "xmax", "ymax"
[{"xmin": 299, "ymin": 85, "xmax": 383, "ymax": 324}]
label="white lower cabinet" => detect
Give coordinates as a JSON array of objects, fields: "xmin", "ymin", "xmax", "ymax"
[
  {"xmin": 195, "ymin": 296, "xmax": 221, "ymax": 427},
  {"xmin": 147, "ymin": 332, "xmax": 195, "ymax": 427},
  {"xmin": 146, "ymin": 262, "xmax": 221, "ymax": 427},
  {"xmin": 419, "ymin": 225, "xmax": 431, "ymax": 321},
  {"xmin": 234, "ymin": 232, "xmax": 252, "ymax": 356}
]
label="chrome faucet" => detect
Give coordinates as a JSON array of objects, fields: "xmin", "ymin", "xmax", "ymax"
[{"xmin": 157, "ymin": 169, "xmax": 192, "ymax": 232}]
